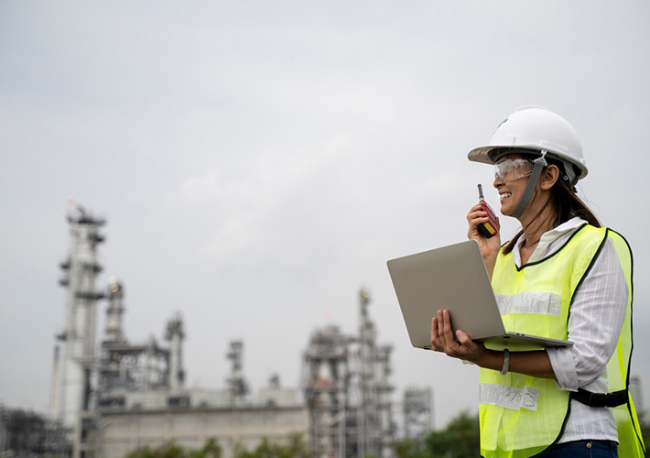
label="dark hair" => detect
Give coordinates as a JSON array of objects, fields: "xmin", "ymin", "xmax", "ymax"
[{"xmin": 502, "ymin": 158, "xmax": 600, "ymax": 254}]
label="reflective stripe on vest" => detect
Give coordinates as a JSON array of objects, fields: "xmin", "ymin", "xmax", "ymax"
[
  {"xmin": 495, "ymin": 292, "xmax": 562, "ymax": 317},
  {"xmin": 479, "ymin": 383, "xmax": 539, "ymax": 411}
]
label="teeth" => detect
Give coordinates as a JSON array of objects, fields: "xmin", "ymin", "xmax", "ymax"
[{"xmin": 501, "ymin": 193, "xmax": 512, "ymax": 198}]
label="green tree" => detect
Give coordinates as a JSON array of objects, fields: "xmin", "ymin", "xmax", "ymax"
[
  {"xmin": 123, "ymin": 434, "xmax": 310, "ymax": 458},
  {"xmin": 190, "ymin": 438, "xmax": 223, "ymax": 458},
  {"xmin": 232, "ymin": 433, "xmax": 311, "ymax": 458},
  {"xmin": 425, "ymin": 411, "xmax": 480, "ymax": 458},
  {"xmin": 125, "ymin": 441, "xmax": 187, "ymax": 458},
  {"xmin": 637, "ymin": 410, "xmax": 650, "ymax": 458},
  {"xmin": 391, "ymin": 438, "xmax": 431, "ymax": 458},
  {"xmin": 124, "ymin": 438, "xmax": 221, "ymax": 458},
  {"xmin": 391, "ymin": 411, "xmax": 479, "ymax": 458}
]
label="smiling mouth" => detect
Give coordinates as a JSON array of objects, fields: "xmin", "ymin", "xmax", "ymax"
[{"xmin": 500, "ymin": 192, "xmax": 512, "ymax": 200}]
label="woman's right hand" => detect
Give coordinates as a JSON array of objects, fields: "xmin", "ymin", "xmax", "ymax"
[{"xmin": 467, "ymin": 204, "xmax": 501, "ymax": 278}]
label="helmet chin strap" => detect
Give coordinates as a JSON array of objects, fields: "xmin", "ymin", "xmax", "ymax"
[{"xmin": 510, "ymin": 151, "xmax": 548, "ymax": 219}]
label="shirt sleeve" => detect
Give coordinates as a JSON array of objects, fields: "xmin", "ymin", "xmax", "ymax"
[{"xmin": 547, "ymin": 238, "xmax": 628, "ymax": 391}]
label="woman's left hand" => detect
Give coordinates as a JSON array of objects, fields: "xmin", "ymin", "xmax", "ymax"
[{"xmin": 431, "ymin": 309, "xmax": 487, "ymax": 363}]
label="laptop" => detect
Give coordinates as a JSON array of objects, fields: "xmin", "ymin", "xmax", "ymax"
[{"xmin": 387, "ymin": 240, "xmax": 573, "ymax": 349}]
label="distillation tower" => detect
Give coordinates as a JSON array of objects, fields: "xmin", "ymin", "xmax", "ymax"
[
  {"xmin": 303, "ymin": 289, "xmax": 396, "ymax": 458},
  {"xmin": 226, "ymin": 340, "xmax": 250, "ymax": 405},
  {"xmin": 166, "ymin": 314, "xmax": 186, "ymax": 394},
  {"xmin": 54, "ymin": 204, "xmax": 189, "ymax": 458},
  {"xmin": 56, "ymin": 205, "xmax": 106, "ymax": 457}
]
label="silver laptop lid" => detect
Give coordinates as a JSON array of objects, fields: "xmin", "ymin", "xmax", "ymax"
[
  {"xmin": 387, "ymin": 240, "xmax": 572, "ymax": 349},
  {"xmin": 387, "ymin": 240, "xmax": 507, "ymax": 348}
]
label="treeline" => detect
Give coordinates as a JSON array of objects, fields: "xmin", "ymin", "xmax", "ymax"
[
  {"xmin": 124, "ymin": 410, "xmax": 650, "ymax": 458},
  {"xmin": 123, "ymin": 411, "xmax": 480, "ymax": 458},
  {"xmin": 123, "ymin": 434, "xmax": 310, "ymax": 458}
]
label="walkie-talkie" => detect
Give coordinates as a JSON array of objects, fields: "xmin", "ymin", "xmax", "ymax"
[{"xmin": 477, "ymin": 184, "xmax": 498, "ymax": 238}]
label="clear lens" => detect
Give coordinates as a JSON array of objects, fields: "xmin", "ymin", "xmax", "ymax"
[{"xmin": 494, "ymin": 159, "xmax": 533, "ymax": 183}]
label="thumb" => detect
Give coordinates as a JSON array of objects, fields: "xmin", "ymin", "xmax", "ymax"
[{"xmin": 456, "ymin": 330, "xmax": 472, "ymax": 345}]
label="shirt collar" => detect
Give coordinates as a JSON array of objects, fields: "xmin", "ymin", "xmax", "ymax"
[{"xmin": 513, "ymin": 217, "xmax": 587, "ymax": 265}]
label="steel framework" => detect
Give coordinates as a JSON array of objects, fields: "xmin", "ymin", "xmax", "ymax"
[{"xmin": 303, "ymin": 289, "xmax": 396, "ymax": 458}]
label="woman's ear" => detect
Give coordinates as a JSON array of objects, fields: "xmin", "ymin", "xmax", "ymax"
[{"xmin": 540, "ymin": 164, "xmax": 560, "ymax": 190}]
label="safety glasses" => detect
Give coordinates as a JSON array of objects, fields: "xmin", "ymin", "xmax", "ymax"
[{"xmin": 494, "ymin": 158, "xmax": 534, "ymax": 183}]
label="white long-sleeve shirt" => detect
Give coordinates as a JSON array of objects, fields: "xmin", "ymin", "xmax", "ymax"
[{"xmin": 511, "ymin": 217, "xmax": 628, "ymax": 443}]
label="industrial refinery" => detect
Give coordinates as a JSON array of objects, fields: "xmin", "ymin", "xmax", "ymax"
[{"xmin": 0, "ymin": 204, "xmax": 432, "ymax": 458}]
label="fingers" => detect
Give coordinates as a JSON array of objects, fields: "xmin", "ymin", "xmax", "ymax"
[
  {"xmin": 441, "ymin": 310, "xmax": 455, "ymax": 343},
  {"xmin": 430, "ymin": 315, "xmax": 444, "ymax": 352},
  {"xmin": 430, "ymin": 311, "xmax": 449, "ymax": 352},
  {"xmin": 467, "ymin": 205, "xmax": 490, "ymax": 238},
  {"xmin": 450, "ymin": 328, "xmax": 486, "ymax": 362},
  {"xmin": 466, "ymin": 204, "xmax": 488, "ymax": 224},
  {"xmin": 430, "ymin": 311, "xmax": 485, "ymax": 362},
  {"xmin": 431, "ymin": 310, "xmax": 457, "ymax": 354}
]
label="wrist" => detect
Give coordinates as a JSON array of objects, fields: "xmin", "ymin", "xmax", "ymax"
[
  {"xmin": 468, "ymin": 348, "xmax": 503, "ymax": 372},
  {"xmin": 464, "ymin": 345, "xmax": 490, "ymax": 366}
]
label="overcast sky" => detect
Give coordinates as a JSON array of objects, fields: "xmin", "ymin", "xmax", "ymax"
[{"xmin": 1, "ymin": 1, "xmax": 649, "ymax": 431}]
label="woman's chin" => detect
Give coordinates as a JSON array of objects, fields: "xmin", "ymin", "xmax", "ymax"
[{"xmin": 500, "ymin": 205, "xmax": 514, "ymax": 217}]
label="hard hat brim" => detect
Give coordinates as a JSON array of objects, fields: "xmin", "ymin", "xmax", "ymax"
[
  {"xmin": 467, "ymin": 146, "xmax": 540, "ymax": 164},
  {"xmin": 467, "ymin": 147, "xmax": 496, "ymax": 164}
]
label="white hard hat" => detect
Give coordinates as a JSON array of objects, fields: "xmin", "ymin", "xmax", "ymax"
[{"xmin": 468, "ymin": 106, "xmax": 588, "ymax": 184}]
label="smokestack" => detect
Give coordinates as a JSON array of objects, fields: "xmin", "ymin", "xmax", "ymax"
[{"xmin": 49, "ymin": 345, "xmax": 60, "ymax": 421}]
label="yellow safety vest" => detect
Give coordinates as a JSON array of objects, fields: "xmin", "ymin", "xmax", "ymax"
[{"xmin": 479, "ymin": 224, "xmax": 644, "ymax": 458}]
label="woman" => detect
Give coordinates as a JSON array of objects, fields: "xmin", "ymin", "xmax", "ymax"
[{"xmin": 430, "ymin": 107, "xmax": 644, "ymax": 458}]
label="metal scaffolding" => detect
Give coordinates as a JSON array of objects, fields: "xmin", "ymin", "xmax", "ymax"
[
  {"xmin": 402, "ymin": 387, "xmax": 432, "ymax": 442},
  {"xmin": 97, "ymin": 291, "xmax": 187, "ymax": 408},
  {"xmin": 303, "ymin": 289, "xmax": 396, "ymax": 458},
  {"xmin": 303, "ymin": 325, "xmax": 351, "ymax": 458},
  {"xmin": 226, "ymin": 340, "xmax": 250, "ymax": 405},
  {"xmin": 0, "ymin": 406, "xmax": 71, "ymax": 458}
]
